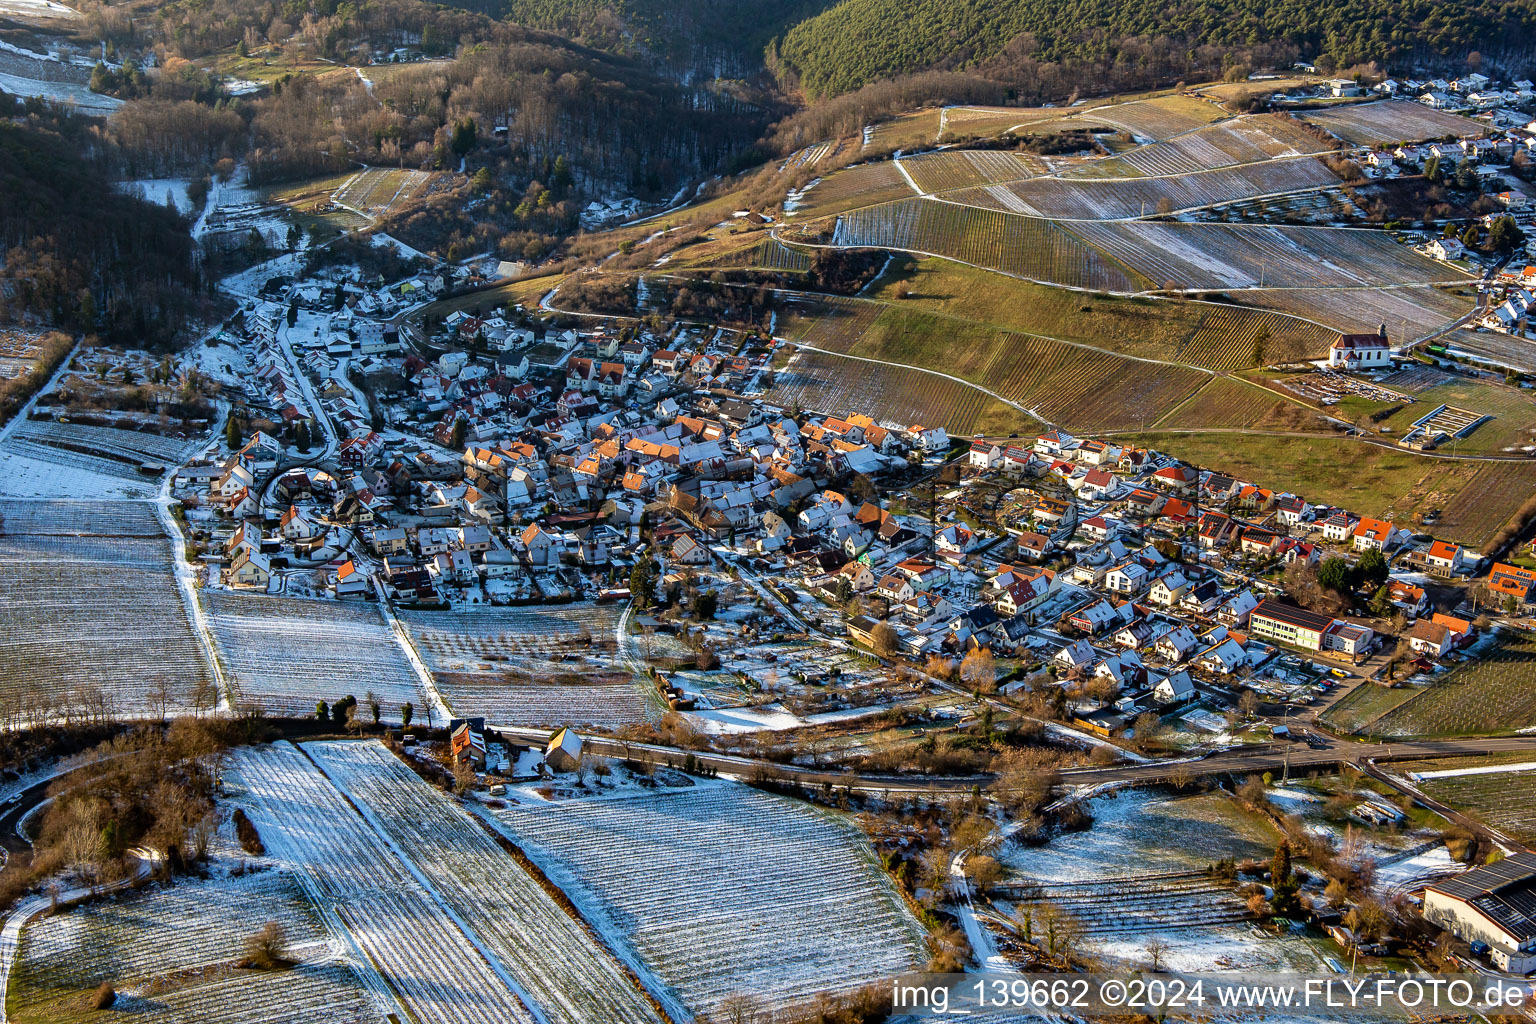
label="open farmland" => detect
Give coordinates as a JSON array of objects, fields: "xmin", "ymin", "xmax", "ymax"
[
  {"xmin": 303, "ymin": 740, "xmax": 672, "ymax": 1024},
  {"xmin": 1073, "ymin": 221, "xmax": 1469, "ymax": 291},
  {"xmin": 1415, "ymin": 768, "xmax": 1536, "ymax": 843},
  {"xmin": 828, "ymin": 198, "xmax": 1146, "ymax": 291},
  {"xmin": 949, "ymin": 157, "xmax": 1340, "ymax": 219},
  {"xmin": 203, "ymin": 591, "xmax": 425, "ymax": 718},
  {"xmin": 398, "ymin": 604, "xmax": 653, "ymax": 727},
  {"xmin": 1300, "ymin": 100, "xmax": 1487, "ymax": 145},
  {"xmin": 228, "ymin": 742, "xmax": 538, "ymax": 1024},
  {"xmin": 0, "ymin": 499, "xmax": 211, "ymax": 721},
  {"xmin": 1367, "ymin": 631, "xmax": 1536, "ymax": 737},
  {"xmin": 489, "ymin": 782, "xmax": 926, "ymax": 1017},
  {"xmin": 941, "ymin": 104, "xmax": 1080, "ymax": 140},
  {"xmin": 7, "ymin": 871, "xmax": 381, "ymax": 1024}
]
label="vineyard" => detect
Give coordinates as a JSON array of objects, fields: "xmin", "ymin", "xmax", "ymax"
[
  {"xmin": 1005, "ymin": 873, "xmax": 1253, "ymax": 939},
  {"xmin": 767, "ymin": 348, "xmax": 1032, "ymax": 436},
  {"xmin": 1441, "ymin": 328, "xmax": 1536, "ymax": 374},
  {"xmin": 1066, "ymin": 115, "xmax": 1329, "ymax": 178},
  {"xmin": 333, "ymin": 168, "xmax": 433, "ymax": 217},
  {"xmin": 1418, "ymin": 770, "xmax": 1536, "ymax": 843},
  {"xmin": 949, "ymin": 157, "xmax": 1340, "ymax": 219},
  {"xmin": 830, "ymin": 199, "xmax": 1146, "ymax": 291},
  {"xmin": 1230, "ymin": 285, "xmax": 1473, "ymax": 340},
  {"xmin": 1428, "ymin": 462, "xmax": 1536, "ymax": 548},
  {"xmin": 228, "ymin": 742, "xmax": 538, "ymax": 1024},
  {"xmin": 7, "ymin": 871, "xmax": 380, "ymax": 1024},
  {"xmin": 302, "ymin": 740, "xmax": 672, "ymax": 1024},
  {"xmin": 788, "ymin": 161, "xmax": 915, "ymax": 219},
  {"xmin": 1369, "ymin": 631, "xmax": 1536, "ymax": 737},
  {"xmin": 1077, "ymin": 95, "xmax": 1226, "ymax": 139},
  {"xmin": 898, "ymin": 149, "xmax": 1040, "ymax": 194},
  {"xmin": 202, "ymin": 591, "xmax": 425, "ymax": 718},
  {"xmin": 0, "ymin": 498, "xmax": 211, "ymax": 720},
  {"xmin": 1072, "ymin": 221, "xmax": 1467, "ymax": 291},
  {"xmin": 1153, "ymin": 377, "xmax": 1323, "ymax": 431},
  {"xmin": 940, "ymin": 105, "xmax": 1077, "ymax": 139},
  {"xmin": 14, "ymin": 420, "xmax": 196, "ymax": 468},
  {"xmin": 1300, "ymin": 100, "xmax": 1486, "ymax": 145},
  {"xmin": 1178, "ymin": 302, "xmax": 1334, "ymax": 368},
  {"xmin": 489, "ymin": 782, "xmax": 926, "ymax": 1017}
]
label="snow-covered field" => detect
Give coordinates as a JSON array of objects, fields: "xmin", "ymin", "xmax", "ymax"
[
  {"xmin": 303, "ymin": 740, "xmax": 670, "ymax": 1024},
  {"xmin": 0, "ymin": 498, "xmax": 212, "ymax": 717},
  {"xmin": 228, "ymin": 741, "xmax": 534, "ymax": 1024},
  {"xmin": 118, "ymin": 177, "xmax": 197, "ymax": 215},
  {"xmin": 0, "ymin": 0, "xmax": 79, "ymax": 19},
  {"xmin": 0, "ymin": 70, "xmax": 119, "ymax": 114},
  {"xmin": 202, "ymin": 591, "xmax": 427, "ymax": 718},
  {"xmin": 488, "ymin": 780, "xmax": 927, "ymax": 1017}
]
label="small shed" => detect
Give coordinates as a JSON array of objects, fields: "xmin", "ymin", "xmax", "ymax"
[{"xmin": 545, "ymin": 727, "xmax": 584, "ymax": 772}]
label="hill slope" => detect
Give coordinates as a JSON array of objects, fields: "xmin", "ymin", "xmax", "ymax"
[{"xmin": 773, "ymin": 0, "xmax": 1536, "ymax": 97}]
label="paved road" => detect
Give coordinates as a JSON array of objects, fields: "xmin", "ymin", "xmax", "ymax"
[{"xmin": 494, "ymin": 725, "xmax": 1536, "ymax": 796}]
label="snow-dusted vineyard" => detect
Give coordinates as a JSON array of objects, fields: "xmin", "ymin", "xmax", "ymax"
[
  {"xmin": 433, "ymin": 675, "xmax": 651, "ymax": 728},
  {"xmin": 0, "ymin": 499, "xmax": 210, "ymax": 718},
  {"xmin": 1074, "ymin": 220, "xmax": 1470, "ymax": 290},
  {"xmin": 490, "ymin": 782, "xmax": 927, "ymax": 1017},
  {"xmin": 304, "ymin": 740, "xmax": 671, "ymax": 1024},
  {"xmin": 400, "ymin": 604, "xmax": 651, "ymax": 727},
  {"xmin": 14, "ymin": 420, "xmax": 198, "ymax": 466},
  {"xmin": 1007, "ymin": 873, "xmax": 1252, "ymax": 938},
  {"xmin": 202, "ymin": 592, "xmax": 425, "ymax": 717},
  {"xmin": 949, "ymin": 157, "xmax": 1340, "ymax": 219},
  {"xmin": 228, "ymin": 742, "xmax": 536, "ymax": 1024},
  {"xmin": 8, "ymin": 870, "xmax": 382, "ymax": 1024},
  {"xmin": 1067, "ymin": 115, "xmax": 1328, "ymax": 178},
  {"xmin": 1301, "ymin": 99, "xmax": 1486, "ymax": 145}
]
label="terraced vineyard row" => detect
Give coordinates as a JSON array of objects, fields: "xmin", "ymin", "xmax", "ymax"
[
  {"xmin": 304, "ymin": 740, "xmax": 671, "ymax": 1024},
  {"xmin": 1074, "ymin": 221, "xmax": 1468, "ymax": 290},
  {"xmin": 203, "ymin": 591, "xmax": 425, "ymax": 718},
  {"xmin": 767, "ymin": 349, "xmax": 1027, "ymax": 435},
  {"xmin": 899, "ymin": 149, "xmax": 1041, "ymax": 194},
  {"xmin": 1180, "ymin": 302, "xmax": 1335, "ymax": 368},
  {"xmin": 949, "ymin": 157, "xmax": 1339, "ymax": 219},
  {"xmin": 490, "ymin": 783, "xmax": 927, "ymax": 1017},
  {"xmin": 0, "ymin": 497, "xmax": 162, "ymax": 535},
  {"xmin": 1231, "ymin": 284, "xmax": 1473, "ymax": 340},
  {"xmin": 1066, "ymin": 114, "xmax": 1328, "ymax": 178},
  {"xmin": 14, "ymin": 420, "xmax": 196, "ymax": 465},
  {"xmin": 229, "ymin": 742, "xmax": 536, "ymax": 1024},
  {"xmin": 832, "ymin": 198, "xmax": 1145, "ymax": 291}
]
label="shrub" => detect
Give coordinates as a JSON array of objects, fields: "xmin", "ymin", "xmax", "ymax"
[
  {"xmin": 232, "ymin": 808, "xmax": 264, "ymax": 856},
  {"xmin": 90, "ymin": 982, "xmax": 115, "ymax": 1009},
  {"xmin": 244, "ymin": 921, "xmax": 289, "ymax": 970}
]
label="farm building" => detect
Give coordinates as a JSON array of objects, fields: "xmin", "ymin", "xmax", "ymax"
[
  {"xmin": 1423, "ymin": 852, "xmax": 1536, "ymax": 974},
  {"xmin": 450, "ymin": 717, "xmax": 488, "ymax": 769},
  {"xmin": 546, "ymin": 727, "xmax": 584, "ymax": 772}
]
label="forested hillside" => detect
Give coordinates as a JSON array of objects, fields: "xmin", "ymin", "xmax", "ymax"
[
  {"xmin": 0, "ymin": 97, "xmax": 206, "ymax": 348},
  {"xmin": 439, "ymin": 0, "xmax": 832, "ymax": 76},
  {"xmin": 771, "ymin": 0, "xmax": 1536, "ymax": 97}
]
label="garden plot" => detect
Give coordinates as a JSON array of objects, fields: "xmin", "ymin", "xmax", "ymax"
[
  {"xmin": 203, "ymin": 592, "xmax": 425, "ymax": 718},
  {"xmin": 488, "ymin": 781, "xmax": 927, "ymax": 1017},
  {"xmin": 829, "ymin": 198, "xmax": 1144, "ymax": 291},
  {"xmin": 0, "ymin": 498, "xmax": 210, "ymax": 719},
  {"xmin": 333, "ymin": 168, "xmax": 433, "ymax": 218},
  {"xmin": 1000, "ymin": 788, "xmax": 1319, "ymax": 972},
  {"xmin": 951, "ymin": 157, "xmax": 1339, "ymax": 219},
  {"xmin": 227, "ymin": 743, "xmax": 534, "ymax": 1024},
  {"xmin": 1073, "ymin": 222, "xmax": 1468, "ymax": 291},
  {"xmin": 7, "ymin": 871, "xmax": 382, "ymax": 1024},
  {"xmin": 303, "ymin": 740, "xmax": 669, "ymax": 1024},
  {"xmin": 1301, "ymin": 101, "xmax": 1485, "ymax": 145}
]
